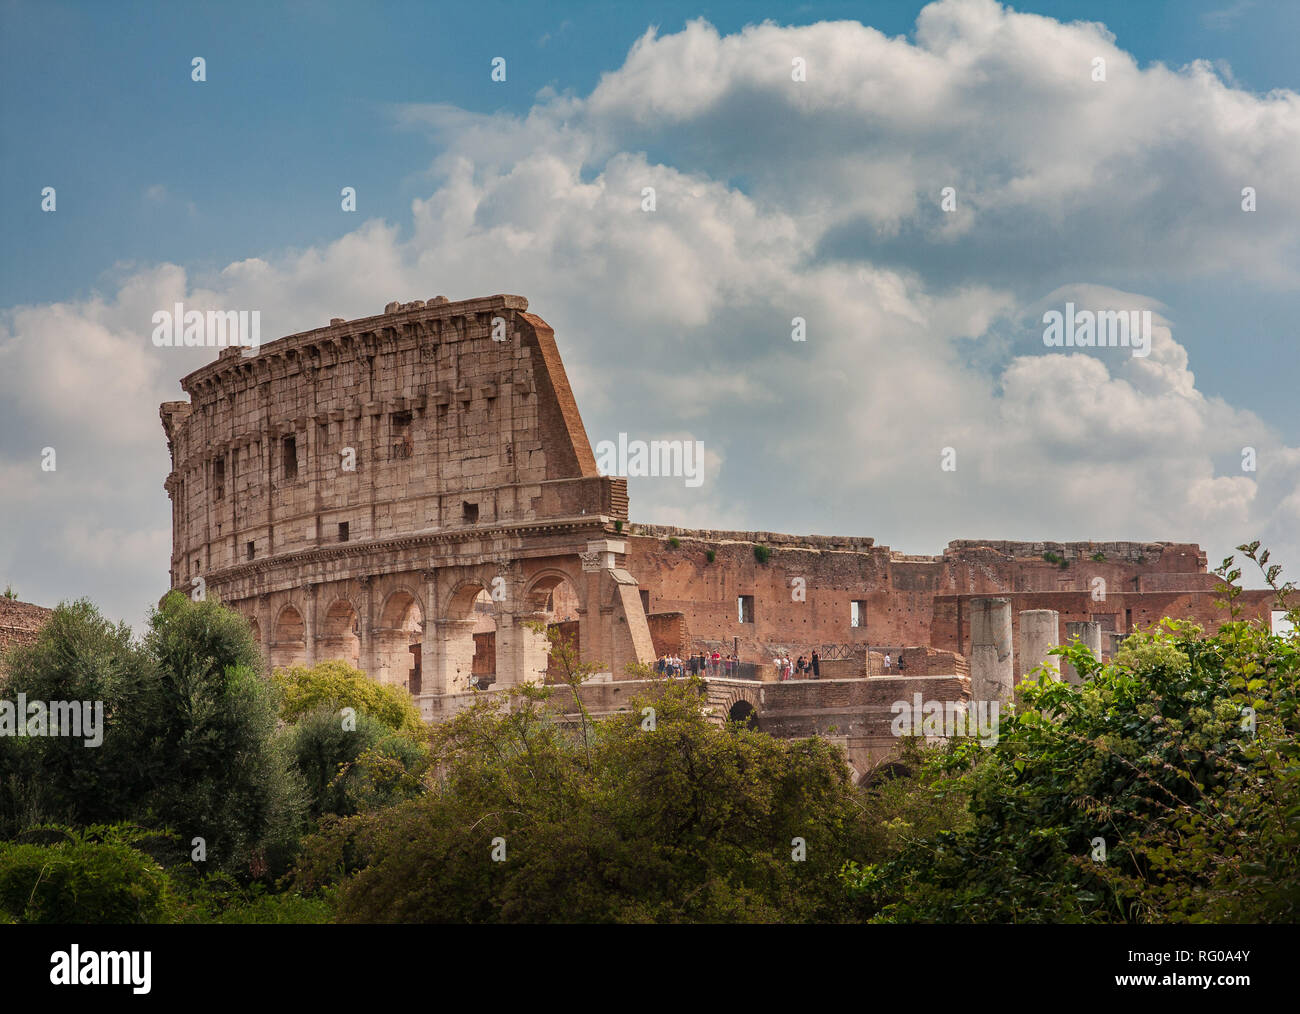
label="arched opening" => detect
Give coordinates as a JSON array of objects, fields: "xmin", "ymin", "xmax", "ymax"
[
  {"xmin": 859, "ymin": 761, "xmax": 913, "ymax": 788},
  {"xmin": 271, "ymin": 605, "xmax": 306, "ymax": 670},
  {"xmin": 527, "ymin": 573, "xmax": 582, "ymax": 683},
  {"xmin": 375, "ymin": 590, "xmax": 424, "ymax": 692},
  {"xmin": 318, "ymin": 599, "xmax": 361, "ymax": 670},
  {"xmin": 728, "ymin": 699, "xmax": 758, "ymax": 730},
  {"xmin": 444, "ymin": 582, "xmax": 499, "ymax": 693},
  {"xmin": 470, "ymin": 589, "xmax": 497, "ymax": 689}
]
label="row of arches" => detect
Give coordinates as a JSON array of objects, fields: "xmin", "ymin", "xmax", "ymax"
[{"xmin": 246, "ymin": 569, "xmax": 584, "ymax": 694}]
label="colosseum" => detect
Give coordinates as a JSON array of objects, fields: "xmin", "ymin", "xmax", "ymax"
[{"xmin": 160, "ymin": 294, "xmax": 1277, "ymax": 773}]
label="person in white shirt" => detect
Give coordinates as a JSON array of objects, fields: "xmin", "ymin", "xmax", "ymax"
[{"xmin": 884, "ymin": 652, "xmax": 892, "ymax": 672}]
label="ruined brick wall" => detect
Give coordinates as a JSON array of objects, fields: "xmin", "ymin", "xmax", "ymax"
[
  {"xmin": 625, "ymin": 527, "xmax": 1214, "ymax": 665},
  {"xmin": 646, "ymin": 611, "xmax": 687, "ymax": 657},
  {"xmin": 0, "ymin": 599, "xmax": 52, "ymax": 659},
  {"xmin": 934, "ymin": 588, "xmax": 1275, "ymax": 678}
]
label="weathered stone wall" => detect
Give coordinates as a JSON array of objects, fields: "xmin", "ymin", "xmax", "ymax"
[
  {"xmin": 625, "ymin": 526, "xmax": 1221, "ymax": 668},
  {"xmin": 933, "ymin": 588, "xmax": 1275, "ymax": 678},
  {"xmin": 0, "ymin": 598, "xmax": 52, "ymax": 661},
  {"xmin": 160, "ymin": 296, "xmax": 655, "ymax": 692}
]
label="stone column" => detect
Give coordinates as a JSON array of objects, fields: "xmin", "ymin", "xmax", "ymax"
[
  {"xmin": 1061, "ymin": 620, "xmax": 1103, "ymax": 685},
  {"xmin": 302, "ymin": 583, "xmax": 317, "ymax": 666},
  {"xmin": 433, "ymin": 618, "xmax": 477, "ymax": 694},
  {"xmin": 495, "ymin": 610, "xmax": 551, "ymax": 688},
  {"xmin": 420, "ymin": 571, "xmax": 438, "ymax": 697},
  {"xmin": 256, "ymin": 593, "xmax": 272, "ymax": 676},
  {"xmin": 970, "ymin": 597, "xmax": 1014, "ymax": 705},
  {"xmin": 357, "ymin": 576, "xmax": 375, "ymax": 677},
  {"xmin": 1019, "ymin": 609, "xmax": 1061, "ymax": 681}
]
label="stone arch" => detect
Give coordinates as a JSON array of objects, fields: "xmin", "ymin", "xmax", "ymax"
[
  {"xmin": 270, "ymin": 603, "xmax": 307, "ymax": 670},
  {"xmin": 374, "ymin": 585, "xmax": 424, "ymax": 691},
  {"xmin": 318, "ymin": 597, "xmax": 361, "ymax": 669},
  {"xmin": 524, "ymin": 568, "xmax": 584, "ymax": 615},
  {"xmin": 526, "ymin": 569, "xmax": 584, "ymax": 682},
  {"xmin": 433, "ymin": 577, "xmax": 497, "ymax": 694},
  {"xmin": 859, "ymin": 760, "xmax": 913, "ymax": 787},
  {"xmin": 728, "ymin": 699, "xmax": 759, "ymax": 729}
]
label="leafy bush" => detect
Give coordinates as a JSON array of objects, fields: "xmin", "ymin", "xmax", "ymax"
[
  {"xmin": 273, "ymin": 660, "xmax": 425, "ymax": 742},
  {"xmin": 754, "ymin": 545, "xmax": 771, "ymax": 565},
  {"xmin": 282, "ymin": 706, "xmax": 427, "ymax": 819},
  {"xmin": 2, "ymin": 594, "xmax": 306, "ymax": 878},
  {"xmin": 0, "ymin": 825, "xmax": 173, "ymax": 924},
  {"xmin": 296, "ymin": 679, "xmax": 871, "ymax": 922},
  {"xmin": 843, "ymin": 545, "xmax": 1300, "ymax": 923}
]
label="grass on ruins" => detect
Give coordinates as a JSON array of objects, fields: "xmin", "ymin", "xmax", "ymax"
[{"xmin": 1, "ymin": 543, "xmax": 1298, "ymax": 923}]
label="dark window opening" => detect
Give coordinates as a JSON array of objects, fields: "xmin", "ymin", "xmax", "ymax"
[
  {"xmin": 640, "ymin": 589, "xmax": 650, "ymax": 613},
  {"xmin": 246, "ymin": 541, "xmax": 255, "ymax": 561},
  {"xmin": 338, "ymin": 522, "xmax": 349, "ymax": 543},
  {"xmin": 390, "ymin": 411, "xmax": 414, "ymax": 460},
  {"xmin": 851, "ymin": 600, "xmax": 867, "ymax": 628},
  {"xmin": 282, "ymin": 435, "xmax": 298, "ymax": 480},
  {"xmin": 738, "ymin": 595, "xmax": 755, "ymax": 624},
  {"xmin": 463, "ymin": 501, "xmax": 479, "ymax": 524},
  {"xmin": 213, "ymin": 457, "xmax": 225, "ymax": 500}
]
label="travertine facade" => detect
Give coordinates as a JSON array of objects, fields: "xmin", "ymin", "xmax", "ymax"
[{"xmin": 160, "ymin": 295, "xmax": 655, "ymax": 700}]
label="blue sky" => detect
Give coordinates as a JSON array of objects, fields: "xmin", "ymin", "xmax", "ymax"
[{"xmin": 2, "ymin": 0, "xmax": 1299, "ymax": 630}]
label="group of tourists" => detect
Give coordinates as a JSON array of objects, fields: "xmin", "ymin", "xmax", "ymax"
[
  {"xmin": 655, "ymin": 651, "xmax": 739, "ymax": 677},
  {"xmin": 773, "ymin": 651, "xmax": 821, "ymax": 681}
]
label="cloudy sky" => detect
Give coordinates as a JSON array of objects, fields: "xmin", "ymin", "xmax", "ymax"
[{"xmin": 2, "ymin": 0, "xmax": 1299, "ymax": 633}]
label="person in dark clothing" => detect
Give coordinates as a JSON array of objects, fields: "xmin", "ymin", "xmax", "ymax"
[{"xmin": 811, "ymin": 651, "xmax": 820, "ymax": 679}]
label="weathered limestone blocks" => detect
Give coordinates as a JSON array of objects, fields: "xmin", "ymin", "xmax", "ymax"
[
  {"xmin": 1019, "ymin": 609, "xmax": 1061, "ymax": 681},
  {"xmin": 1061, "ymin": 620, "xmax": 1103, "ymax": 685},
  {"xmin": 970, "ymin": 597, "xmax": 1014, "ymax": 705}
]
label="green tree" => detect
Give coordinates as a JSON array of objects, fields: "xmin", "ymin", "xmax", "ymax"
[
  {"xmin": 273, "ymin": 659, "xmax": 425, "ymax": 742},
  {"xmin": 843, "ymin": 545, "xmax": 1300, "ymax": 923},
  {"xmin": 0, "ymin": 825, "xmax": 174, "ymax": 924},
  {"xmin": 283, "ymin": 706, "xmax": 426, "ymax": 819},
  {"xmin": 296, "ymin": 676, "xmax": 871, "ymax": 922}
]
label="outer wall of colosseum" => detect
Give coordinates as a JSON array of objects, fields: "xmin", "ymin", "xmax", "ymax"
[{"xmin": 159, "ymin": 295, "xmax": 655, "ymax": 704}]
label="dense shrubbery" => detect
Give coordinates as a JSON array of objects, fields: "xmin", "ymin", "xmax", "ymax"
[
  {"xmin": 0, "ymin": 595, "xmax": 428, "ymax": 922},
  {"xmin": 842, "ymin": 544, "xmax": 1300, "ymax": 923},
  {"xmin": 296, "ymin": 677, "xmax": 873, "ymax": 922}
]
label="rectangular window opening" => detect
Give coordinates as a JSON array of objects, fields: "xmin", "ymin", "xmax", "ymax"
[
  {"xmin": 851, "ymin": 600, "xmax": 867, "ymax": 628},
  {"xmin": 738, "ymin": 594, "xmax": 755, "ymax": 624},
  {"xmin": 462, "ymin": 501, "xmax": 479, "ymax": 524},
  {"xmin": 282, "ymin": 435, "xmax": 298, "ymax": 480},
  {"xmin": 338, "ymin": 522, "xmax": 349, "ymax": 543},
  {"xmin": 246, "ymin": 541, "xmax": 255, "ymax": 561}
]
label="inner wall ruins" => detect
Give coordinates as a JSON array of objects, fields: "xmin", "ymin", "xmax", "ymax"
[{"xmin": 158, "ymin": 295, "xmax": 1276, "ymax": 778}]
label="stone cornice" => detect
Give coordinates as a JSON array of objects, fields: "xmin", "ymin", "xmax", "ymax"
[
  {"xmin": 179, "ymin": 294, "xmax": 530, "ymax": 395},
  {"xmin": 184, "ymin": 514, "xmax": 614, "ymax": 592}
]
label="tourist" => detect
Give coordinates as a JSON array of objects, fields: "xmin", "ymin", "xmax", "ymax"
[
  {"xmin": 897, "ymin": 654, "xmax": 906, "ymax": 672},
  {"xmin": 796, "ymin": 654, "xmax": 807, "ymax": 678},
  {"xmin": 811, "ymin": 650, "xmax": 820, "ymax": 679},
  {"xmin": 884, "ymin": 652, "xmax": 891, "ymax": 672}
]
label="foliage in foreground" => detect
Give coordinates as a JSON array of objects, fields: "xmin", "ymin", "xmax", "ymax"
[
  {"xmin": 843, "ymin": 544, "xmax": 1300, "ymax": 923},
  {"xmin": 296, "ymin": 676, "xmax": 874, "ymax": 923}
]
